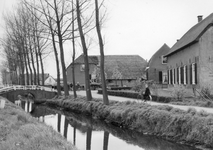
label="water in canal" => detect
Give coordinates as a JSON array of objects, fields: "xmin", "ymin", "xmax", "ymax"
[{"xmin": 22, "ymin": 101, "xmax": 201, "ymax": 150}]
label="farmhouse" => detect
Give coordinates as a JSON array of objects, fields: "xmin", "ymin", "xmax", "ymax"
[
  {"xmin": 44, "ymin": 75, "xmax": 56, "ymax": 86},
  {"xmin": 165, "ymin": 14, "xmax": 213, "ymax": 90},
  {"xmin": 147, "ymin": 44, "xmax": 170, "ymax": 85},
  {"xmin": 67, "ymin": 55, "xmax": 147, "ymax": 87}
]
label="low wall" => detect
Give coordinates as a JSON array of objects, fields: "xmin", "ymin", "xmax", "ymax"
[{"xmin": 0, "ymin": 90, "xmax": 57, "ymax": 102}]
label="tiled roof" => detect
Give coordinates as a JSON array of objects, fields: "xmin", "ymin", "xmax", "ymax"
[
  {"xmin": 72, "ymin": 54, "xmax": 99, "ymax": 65},
  {"xmin": 165, "ymin": 13, "xmax": 213, "ymax": 57}
]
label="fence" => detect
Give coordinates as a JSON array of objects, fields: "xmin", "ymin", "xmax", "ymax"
[{"xmin": 0, "ymin": 85, "xmax": 53, "ymax": 94}]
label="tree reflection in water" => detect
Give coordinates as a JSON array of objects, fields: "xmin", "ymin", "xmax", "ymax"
[
  {"xmin": 103, "ymin": 131, "xmax": 109, "ymax": 150},
  {"xmin": 73, "ymin": 125, "xmax": 76, "ymax": 146},
  {"xmin": 29, "ymin": 105, "xmax": 201, "ymax": 150},
  {"xmin": 86, "ymin": 128, "xmax": 92, "ymax": 150},
  {"xmin": 57, "ymin": 113, "xmax": 61, "ymax": 133}
]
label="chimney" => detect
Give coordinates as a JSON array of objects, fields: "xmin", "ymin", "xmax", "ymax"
[{"xmin": 197, "ymin": 15, "xmax": 203, "ymax": 22}]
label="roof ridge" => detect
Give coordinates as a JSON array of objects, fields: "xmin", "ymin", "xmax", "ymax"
[{"xmin": 166, "ymin": 13, "xmax": 213, "ymax": 57}]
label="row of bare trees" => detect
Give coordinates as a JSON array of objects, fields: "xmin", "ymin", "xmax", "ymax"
[
  {"xmin": 1, "ymin": 3, "xmax": 47, "ymax": 86},
  {"xmin": 1, "ymin": 0, "xmax": 109, "ymax": 104}
]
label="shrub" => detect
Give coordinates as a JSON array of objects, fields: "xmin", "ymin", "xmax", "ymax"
[
  {"xmin": 131, "ymin": 81, "xmax": 145, "ymax": 92},
  {"xmin": 171, "ymin": 85, "xmax": 187, "ymax": 101},
  {"xmin": 201, "ymin": 86, "xmax": 211, "ymax": 99},
  {"xmin": 17, "ymin": 114, "xmax": 28, "ymax": 123}
]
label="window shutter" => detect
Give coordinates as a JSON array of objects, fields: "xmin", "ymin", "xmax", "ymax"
[
  {"xmin": 170, "ymin": 69, "xmax": 173, "ymax": 84},
  {"xmin": 173, "ymin": 69, "xmax": 176, "ymax": 84},
  {"xmin": 181, "ymin": 67, "xmax": 184, "ymax": 84},
  {"xmin": 190, "ymin": 64, "xmax": 192, "ymax": 84},
  {"xmin": 195, "ymin": 63, "xmax": 197, "ymax": 84},
  {"xmin": 177, "ymin": 68, "xmax": 179, "ymax": 84},
  {"xmin": 167, "ymin": 70, "xmax": 170, "ymax": 84},
  {"xmin": 159, "ymin": 71, "xmax": 162, "ymax": 83},
  {"xmin": 174, "ymin": 69, "xmax": 176, "ymax": 84},
  {"xmin": 186, "ymin": 65, "xmax": 188, "ymax": 84}
]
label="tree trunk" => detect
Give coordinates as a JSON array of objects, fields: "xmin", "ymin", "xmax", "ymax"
[
  {"xmin": 33, "ymin": 31, "xmax": 39, "ymax": 85},
  {"xmin": 51, "ymin": 30, "xmax": 61, "ymax": 95},
  {"xmin": 35, "ymin": 46, "xmax": 40, "ymax": 85},
  {"xmin": 64, "ymin": 118, "xmax": 69, "ymax": 139},
  {"xmin": 29, "ymin": 41, "xmax": 37, "ymax": 85},
  {"xmin": 95, "ymin": 0, "xmax": 109, "ymax": 104},
  {"xmin": 23, "ymin": 44, "xmax": 29, "ymax": 85},
  {"xmin": 86, "ymin": 128, "xmax": 92, "ymax": 150},
  {"xmin": 19, "ymin": 54, "xmax": 25, "ymax": 85},
  {"xmin": 54, "ymin": 0, "xmax": 69, "ymax": 96},
  {"xmin": 15, "ymin": 69, "xmax": 19, "ymax": 85},
  {"xmin": 57, "ymin": 114, "xmax": 61, "ymax": 132},
  {"xmin": 38, "ymin": 49, "xmax": 45, "ymax": 86},
  {"xmin": 26, "ymin": 45, "xmax": 33, "ymax": 85},
  {"xmin": 103, "ymin": 131, "xmax": 109, "ymax": 150},
  {"xmin": 76, "ymin": 0, "xmax": 92, "ymax": 101},
  {"xmin": 73, "ymin": 126, "xmax": 76, "ymax": 145},
  {"xmin": 72, "ymin": 0, "xmax": 77, "ymax": 98}
]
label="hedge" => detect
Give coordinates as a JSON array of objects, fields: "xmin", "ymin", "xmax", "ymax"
[{"xmin": 98, "ymin": 89, "xmax": 171, "ymax": 103}]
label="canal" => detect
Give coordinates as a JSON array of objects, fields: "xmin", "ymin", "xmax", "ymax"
[{"xmin": 22, "ymin": 101, "xmax": 201, "ymax": 150}]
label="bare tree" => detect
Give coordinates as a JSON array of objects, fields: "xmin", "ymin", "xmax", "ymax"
[
  {"xmin": 53, "ymin": 0, "xmax": 69, "ymax": 96},
  {"xmin": 71, "ymin": 0, "xmax": 77, "ymax": 98},
  {"xmin": 94, "ymin": 0, "xmax": 109, "ymax": 104},
  {"xmin": 3, "ymin": 12, "xmax": 27, "ymax": 85},
  {"xmin": 24, "ymin": 0, "xmax": 74, "ymax": 96},
  {"xmin": 37, "ymin": 0, "xmax": 62, "ymax": 95},
  {"xmin": 76, "ymin": 0, "xmax": 92, "ymax": 101},
  {"xmin": 2, "ymin": 2, "xmax": 51, "ymax": 86}
]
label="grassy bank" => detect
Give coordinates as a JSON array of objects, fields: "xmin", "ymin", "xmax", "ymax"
[
  {"xmin": 98, "ymin": 89, "xmax": 213, "ymax": 108},
  {"xmin": 46, "ymin": 96, "xmax": 213, "ymax": 149},
  {"xmin": 0, "ymin": 97, "xmax": 77, "ymax": 150}
]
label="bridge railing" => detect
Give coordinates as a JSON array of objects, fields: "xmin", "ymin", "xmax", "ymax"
[{"xmin": 0, "ymin": 85, "xmax": 54, "ymax": 94}]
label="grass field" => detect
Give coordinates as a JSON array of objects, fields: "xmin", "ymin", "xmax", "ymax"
[{"xmin": 0, "ymin": 97, "xmax": 77, "ymax": 150}]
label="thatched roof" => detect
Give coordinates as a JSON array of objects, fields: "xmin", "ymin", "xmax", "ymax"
[
  {"xmin": 165, "ymin": 13, "xmax": 213, "ymax": 57},
  {"xmin": 69, "ymin": 55, "xmax": 147, "ymax": 79},
  {"xmin": 96, "ymin": 55, "xmax": 147, "ymax": 79}
]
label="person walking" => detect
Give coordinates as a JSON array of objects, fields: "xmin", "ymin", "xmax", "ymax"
[{"xmin": 143, "ymin": 84, "xmax": 152, "ymax": 102}]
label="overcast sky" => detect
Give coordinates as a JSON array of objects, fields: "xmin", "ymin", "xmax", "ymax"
[{"xmin": 1, "ymin": 0, "xmax": 213, "ymax": 78}]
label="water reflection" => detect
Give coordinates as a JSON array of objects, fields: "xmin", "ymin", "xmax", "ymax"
[
  {"xmin": 18, "ymin": 100, "xmax": 34, "ymax": 113},
  {"xmin": 23, "ymin": 104, "xmax": 200, "ymax": 150}
]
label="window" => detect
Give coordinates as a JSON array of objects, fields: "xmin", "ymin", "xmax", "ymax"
[
  {"xmin": 80, "ymin": 64, "xmax": 85, "ymax": 71},
  {"xmin": 192, "ymin": 63, "xmax": 196, "ymax": 84},
  {"xmin": 183, "ymin": 65, "xmax": 187, "ymax": 84},
  {"xmin": 108, "ymin": 79, "xmax": 112, "ymax": 83},
  {"xmin": 162, "ymin": 72, "xmax": 168, "ymax": 84},
  {"xmin": 161, "ymin": 55, "xmax": 167, "ymax": 64},
  {"xmin": 190, "ymin": 63, "xmax": 197, "ymax": 85}
]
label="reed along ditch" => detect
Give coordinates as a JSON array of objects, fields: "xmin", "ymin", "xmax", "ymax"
[{"xmin": 21, "ymin": 100, "xmax": 203, "ymax": 150}]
